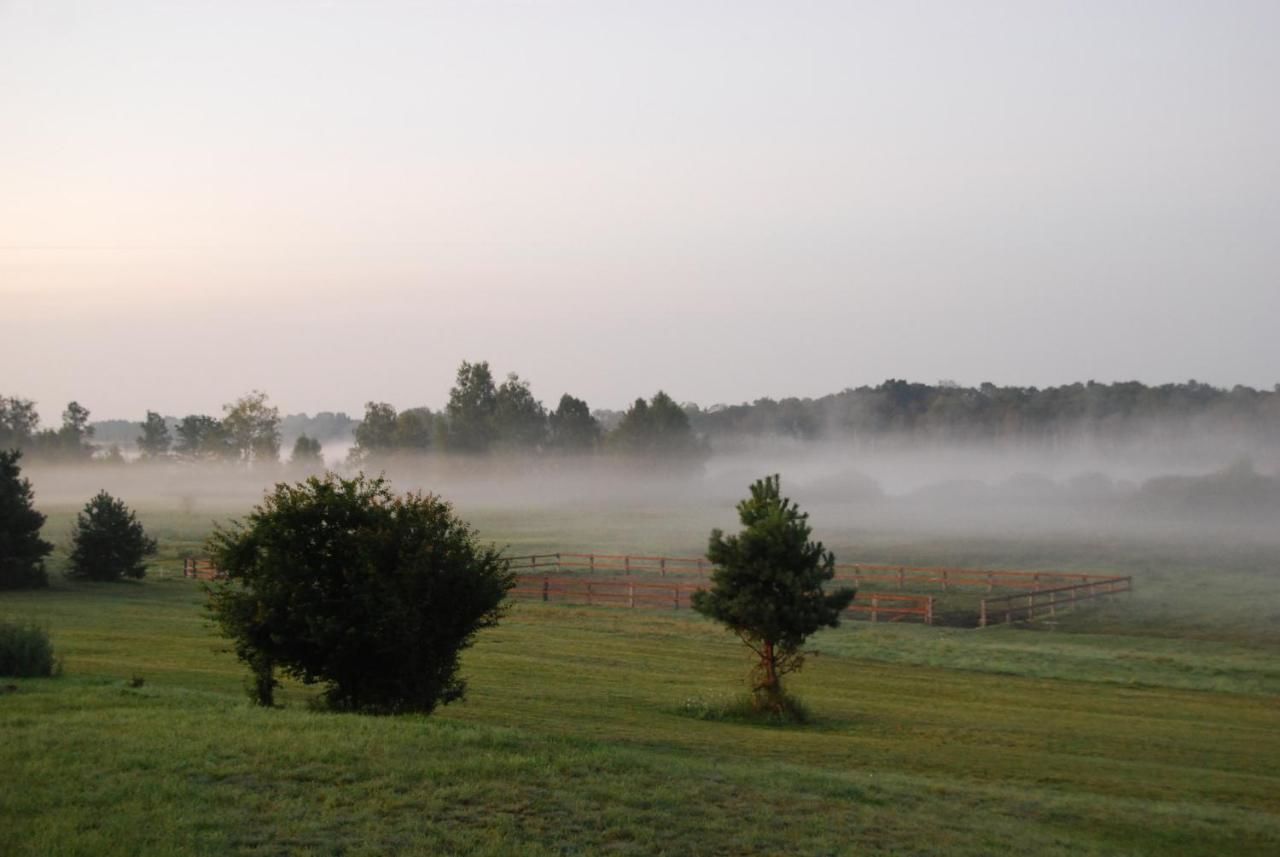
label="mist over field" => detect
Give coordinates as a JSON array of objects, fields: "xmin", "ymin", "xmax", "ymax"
[
  {"xmin": 24, "ymin": 422, "xmax": 1280, "ymax": 552},
  {"xmin": 6, "ymin": 5, "xmax": 1280, "ymax": 854}
]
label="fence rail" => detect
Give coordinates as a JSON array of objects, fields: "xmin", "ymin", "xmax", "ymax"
[
  {"xmin": 834, "ymin": 564, "xmax": 1118, "ymax": 592},
  {"xmin": 510, "ymin": 575, "xmax": 707, "ymax": 611},
  {"xmin": 510, "ymin": 574, "xmax": 936, "ymax": 624},
  {"xmin": 183, "ymin": 550, "xmax": 1130, "ymax": 627},
  {"xmin": 182, "ymin": 558, "xmax": 223, "ymax": 581},
  {"xmin": 509, "ymin": 553, "xmax": 1119, "ymax": 592},
  {"xmin": 978, "ymin": 576, "xmax": 1132, "ymax": 627}
]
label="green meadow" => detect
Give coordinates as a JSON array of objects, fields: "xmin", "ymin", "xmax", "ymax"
[{"xmin": 3, "ymin": 502, "xmax": 1278, "ymax": 855}]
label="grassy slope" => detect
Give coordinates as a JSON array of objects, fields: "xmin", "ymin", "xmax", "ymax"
[{"xmin": 3, "ymin": 576, "xmax": 1279, "ymax": 856}]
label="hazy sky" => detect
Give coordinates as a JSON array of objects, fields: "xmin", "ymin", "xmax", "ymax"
[{"xmin": 3, "ymin": 1, "xmax": 1278, "ymax": 422}]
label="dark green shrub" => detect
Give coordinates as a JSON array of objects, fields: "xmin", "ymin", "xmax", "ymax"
[
  {"xmin": 67, "ymin": 491, "xmax": 157, "ymax": 581},
  {"xmin": 0, "ymin": 449, "xmax": 52, "ymax": 590},
  {"xmin": 208, "ymin": 473, "xmax": 514, "ymax": 714},
  {"xmin": 0, "ymin": 621, "xmax": 56, "ymax": 677}
]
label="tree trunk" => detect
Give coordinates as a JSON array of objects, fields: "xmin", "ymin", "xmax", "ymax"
[{"xmin": 754, "ymin": 640, "xmax": 783, "ymax": 712}]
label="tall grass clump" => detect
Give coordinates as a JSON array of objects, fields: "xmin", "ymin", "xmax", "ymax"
[
  {"xmin": 678, "ymin": 691, "xmax": 811, "ymax": 726},
  {"xmin": 0, "ymin": 621, "xmax": 57, "ymax": 677}
]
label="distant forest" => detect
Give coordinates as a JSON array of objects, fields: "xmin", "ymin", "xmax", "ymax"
[
  {"xmin": 685, "ymin": 379, "xmax": 1280, "ymax": 447},
  {"xmin": 3, "ymin": 373, "xmax": 1278, "ymax": 467}
]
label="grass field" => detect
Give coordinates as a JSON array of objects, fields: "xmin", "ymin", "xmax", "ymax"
[{"xmin": 3, "ymin": 500, "xmax": 1279, "ymax": 855}]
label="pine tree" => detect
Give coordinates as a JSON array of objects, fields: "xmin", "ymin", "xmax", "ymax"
[
  {"xmin": 691, "ymin": 475, "xmax": 855, "ymax": 713},
  {"xmin": 67, "ymin": 491, "xmax": 157, "ymax": 582},
  {"xmin": 0, "ymin": 450, "xmax": 52, "ymax": 589}
]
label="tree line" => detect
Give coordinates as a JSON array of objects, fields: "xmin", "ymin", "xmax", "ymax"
[
  {"xmin": 5, "ymin": 375, "xmax": 1278, "ymax": 467},
  {"xmin": 0, "ymin": 360, "xmax": 705, "ymax": 467},
  {"xmin": 687, "ymin": 379, "xmax": 1280, "ymax": 447}
]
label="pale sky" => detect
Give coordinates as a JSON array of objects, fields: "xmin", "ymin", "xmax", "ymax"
[{"xmin": 3, "ymin": 1, "xmax": 1278, "ymax": 422}]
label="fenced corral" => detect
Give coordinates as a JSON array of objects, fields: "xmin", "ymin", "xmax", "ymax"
[
  {"xmin": 835, "ymin": 564, "xmax": 1121, "ymax": 593},
  {"xmin": 978, "ymin": 575, "xmax": 1132, "ymax": 627},
  {"xmin": 183, "ymin": 551, "xmax": 1130, "ymax": 627},
  {"xmin": 558, "ymin": 553, "xmax": 711, "ymax": 575},
  {"xmin": 511, "ymin": 553, "xmax": 1120, "ymax": 591},
  {"xmin": 509, "ymin": 575, "xmax": 706, "ymax": 610},
  {"xmin": 508, "ymin": 574, "xmax": 937, "ymax": 623},
  {"xmin": 182, "ymin": 558, "xmax": 222, "ymax": 581},
  {"xmin": 507, "ymin": 552, "xmax": 1131, "ymax": 627}
]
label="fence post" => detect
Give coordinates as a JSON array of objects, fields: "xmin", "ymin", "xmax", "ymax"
[
  {"xmin": 589, "ymin": 553, "xmax": 595, "ymax": 571},
  {"xmin": 628, "ymin": 583, "xmax": 635, "ymax": 609},
  {"xmin": 1026, "ymin": 593, "xmax": 1034, "ymax": 621},
  {"xmin": 586, "ymin": 580, "xmax": 593, "ymax": 605},
  {"xmin": 660, "ymin": 558, "xmax": 666, "ymax": 577},
  {"xmin": 942, "ymin": 569, "xmax": 949, "ymax": 592},
  {"xmin": 542, "ymin": 576, "xmax": 549, "ymax": 602},
  {"xmin": 926, "ymin": 597, "xmax": 934, "ymax": 626},
  {"xmin": 979, "ymin": 599, "xmax": 987, "ymax": 628},
  {"xmin": 871, "ymin": 595, "xmax": 878, "ymax": 623},
  {"xmin": 987, "ymin": 572, "xmax": 994, "ymax": 593},
  {"xmin": 897, "ymin": 567, "xmax": 905, "ymax": 590},
  {"xmin": 625, "ymin": 555, "xmax": 630, "ymax": 574},
  {"xmin": 556, "ymin": 552, "xmax": 561, "ymax": 574},
  {"xmin": 674, "ymin": 585, "xmax": 680, "ymax": 611}
]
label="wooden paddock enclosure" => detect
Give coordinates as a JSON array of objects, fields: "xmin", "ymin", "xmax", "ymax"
[
  {"xmin": 506, "ymin": 553, "xmax": 1131, "ymax": 627},
  {"xmin": 184, "ymin": 552, "xmax": 1131, "ymax": 628},
  {"xmin": 508, "ymin": 574, "xmax": 936, "ymax": 624}
]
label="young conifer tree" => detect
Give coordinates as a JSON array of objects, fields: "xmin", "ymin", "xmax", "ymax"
[
  {"xmin": 67, "ymin": 491, "xmax": 157, "ymax": 582},
  {"xmin": 692, "ymin": 475, "xmax": 855, "ymax": 713},
  {"xmin": 0, "ymin": 450, "xmax": 52, "ymax": 589}
]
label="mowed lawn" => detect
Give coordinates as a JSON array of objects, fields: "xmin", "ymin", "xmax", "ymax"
[{"xmin": 2, "ymin": 576, "xmax": 1278, "ymax": 856}]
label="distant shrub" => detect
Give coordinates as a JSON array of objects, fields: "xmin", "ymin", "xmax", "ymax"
[
  {"xmin": 67, "ymin": 491, "xmax": 157, "ymax": 582},
  {"xmin": 0, "ymin": 621, "xmax": 57, "ymax": 677}
]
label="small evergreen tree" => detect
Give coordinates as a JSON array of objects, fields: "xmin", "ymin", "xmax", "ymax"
[
  {"xmin": 67, "ymin": 491, "xmax": 157, "ymax": 581},
  {"xmin": 0, "ymin": 450, "xmax": 52, "ymax": 589},
  {"xmin": 691, "ymin": 475, "xmax": 855, "ymax": 713}
]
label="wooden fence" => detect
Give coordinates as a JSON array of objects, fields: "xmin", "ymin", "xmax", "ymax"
[
  {"xmin": 183, "ymin": 551, "xmax": 1130, "ymax": 627},
  {"xmin": 978, "ymin": 576, "xmax": 1132, "ymax": 627},
  {"xmin": 834, "ymin": 564, "xmax": 1119, "ymax": 593},
  {"xmin": 512, "ymin": 553, "xmax": 1119, "ymax": 592},
  {"xmin": 182, "ymin": 558, "xmax": 222, "ymax": 581},
  {"xmin": 509, "ymin": 574, "xmax": 935, "ymax": 624},
  {"xmin": 509, "ymin": 575, "xmax": 706, "ymax": 611}
]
